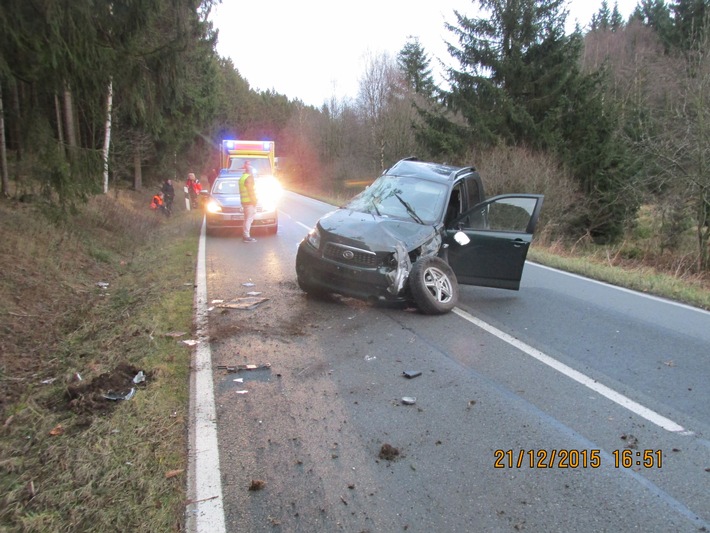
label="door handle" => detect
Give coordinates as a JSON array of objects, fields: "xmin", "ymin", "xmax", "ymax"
[{"xmin": 511, "ymin": 238, "xmax": 527, "ymax": 248}]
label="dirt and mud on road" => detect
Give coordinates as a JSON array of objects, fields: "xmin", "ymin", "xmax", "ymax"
[{"xmin": 205, "ymin": 272, "xmax": 461, "ymax": 532}]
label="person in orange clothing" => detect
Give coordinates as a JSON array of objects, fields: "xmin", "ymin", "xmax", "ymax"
[
  {"xmin": 185, "ymin": 173, "xmax": 202, "ymax": 209},
  {"xmin": 150, "ymin": 191, "xmax": 168, "ymax": 216}
]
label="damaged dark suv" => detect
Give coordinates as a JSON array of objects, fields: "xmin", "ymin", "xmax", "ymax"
[{"xmin": 295, "ymin": 158, "xmax": 543, "ymax": 314}]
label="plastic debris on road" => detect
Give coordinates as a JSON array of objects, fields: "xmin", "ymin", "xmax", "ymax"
[
  {"xmin": 402, "ymin": 370, "xmax": 422, "ymax": 379},
  {"xmin": 401, "ymin": 397, "xmax": 417, "ymax": 405},
  {"xmin": 216, "ymin": 297, "xmax": 269, "ymax": 310}
]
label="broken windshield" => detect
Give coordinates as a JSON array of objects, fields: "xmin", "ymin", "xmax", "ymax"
[{"xmin": 346, "ymin": 175, "xmax": 447, "ymax": 225}]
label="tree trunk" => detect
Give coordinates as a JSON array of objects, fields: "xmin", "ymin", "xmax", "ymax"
[
  {"xmin": 0, "ymin": 84, "xmax": 9, "ymax": 197},
  {"xmin": 63, "ymin": 85, "xmax": 77, "ymax": 149},
  {"xmin": 11, "ymin": 79, "xmax": 21, "ymax": 163},
  {"xmin": 133, "ymin": 146, "xmax": 142, "ymax": 190},
  {"xmin": 54, "ymin": 93, "xmax": 65, "ymax": 146},
  {"xmin": 102, "ymin": 79, "xmax": 113, "ymax": 194}
]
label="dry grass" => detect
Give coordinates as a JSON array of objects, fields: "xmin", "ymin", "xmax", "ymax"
[{"xmin": 0, "ymin": 188, "xmax": 202, "ymax": 531}]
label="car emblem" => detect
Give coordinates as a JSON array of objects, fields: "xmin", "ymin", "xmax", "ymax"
[{"xmin": 342, "ymin": 250, "xmax": 354, "ymax": 260}]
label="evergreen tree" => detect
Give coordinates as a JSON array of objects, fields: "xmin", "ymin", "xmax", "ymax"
[
  {"xmin": 611, "ymin": 3, "xmax": 625, "ymax": 30},
  {"xmin": 397, "ymin": 37, "xmax": 437, "ymax": 98},
  {"xmin": 630, "ymin": 0, "xmax": 675, "ymax": 50},
  {"xmin": 673, "ymin": 0, "xmax": 710, "ymax": 51},
  {"xmin": 591, "ymin": 1, "xmax": 612, "ymax": 31},
  {"xmin": 443, "ymin": 0, "xmax": 583, "ymax": 147}
]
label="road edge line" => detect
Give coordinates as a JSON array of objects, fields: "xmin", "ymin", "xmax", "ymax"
[{"xmin": 186, "ymin": 219, "xmax": 226, "ymax": 533}]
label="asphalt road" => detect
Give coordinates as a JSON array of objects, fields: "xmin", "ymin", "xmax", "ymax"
[{"xmin": 198, "ymin": 191, "xmax": 710, "ymax": 532}]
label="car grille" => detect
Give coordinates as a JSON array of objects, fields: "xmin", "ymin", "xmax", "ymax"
[
  {"xmin": 323, "ymin": 243, "xmax": 378, "ymax": 268},
  {"xmin": 219, "ymin": 205, "xmax": 270, "ymax": 214}
]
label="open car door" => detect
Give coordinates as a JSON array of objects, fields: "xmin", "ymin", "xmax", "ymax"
[{"xmin": 444, "ymin": 194, "xmax": 544, "ymax": 290}]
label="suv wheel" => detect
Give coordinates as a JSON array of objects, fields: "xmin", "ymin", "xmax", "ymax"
[
  {"xmin": 409, "ymin": 256, "xmax": 459, "ymax": 314},
  {"xmin": 296, "ymin": 251, "xmax": 329, "ymax": 299}
]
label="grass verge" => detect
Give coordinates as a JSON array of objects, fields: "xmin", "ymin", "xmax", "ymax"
[
  {"xmin": 529, "ymin": 246, "xmax": 710, "ymax": 311},
  {"xmin": 0, "ymin": 189, "xmax": 201, "ymax": 532}
]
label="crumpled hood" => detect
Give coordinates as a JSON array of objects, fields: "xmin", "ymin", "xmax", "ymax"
[{"xmin": 318, "ymin": 208, "xmax": 437, "ymax": 252}]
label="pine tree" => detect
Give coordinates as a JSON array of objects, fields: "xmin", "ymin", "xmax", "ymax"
[
  {"xmin": 397, "ymin": 37, "xmax": 437, "ymax": 98},
  {"xmin": 444, "ymin": 0, "xmax": 583, "ymax": 147},
  {"xmin": 591, "ymin": 1, "xmax": 612, "ymax": 31}
]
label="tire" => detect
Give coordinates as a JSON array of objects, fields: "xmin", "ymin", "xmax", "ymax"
[
  {"xmin": 296, "ymin": 250, "xmax": 329, "ymax": 299},
  {"xmin": 409, "ymin": 256, "xmax": 459, "ymax": 315}
]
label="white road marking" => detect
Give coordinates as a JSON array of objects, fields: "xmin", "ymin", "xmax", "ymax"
[
  {"xmin": 186, "ymin": 220, "xmax": 226, "ymax": 533},
  {"xmin": 280, "ymin": 209, "xmax": 313, "ymax": 232},
  {"xmin": 530, "ymin": 262, "xmax": 710, "ymax": 315},
  {"xmin": 453, "ymin": 307, "xmax": 692, "ymax": 435}
]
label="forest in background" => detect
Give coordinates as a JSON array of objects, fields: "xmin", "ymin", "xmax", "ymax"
[{"xmin": 0, "ymin": 0, "xmax": 708, "ymax": 275}]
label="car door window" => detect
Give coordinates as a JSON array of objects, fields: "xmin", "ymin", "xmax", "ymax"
[{"xmin": 463, "ymin": 197, "xmax": 540, "ymax": 233}]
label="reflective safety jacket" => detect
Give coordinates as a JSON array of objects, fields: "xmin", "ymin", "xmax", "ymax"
[
  {"xmin": 239, "ymin": 172, "xmax": 257, "ymax": 205},
  {"xmin": 151, "ymin": 194, "xmax": 163, "ymax": 209}
]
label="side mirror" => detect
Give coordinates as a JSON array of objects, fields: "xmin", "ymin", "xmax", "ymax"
[{"xmin": 454, "ymin": 231, "xmax": 470, "ymax": 246}]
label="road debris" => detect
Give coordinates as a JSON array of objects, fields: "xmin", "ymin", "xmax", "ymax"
[
  {"xmin": 621, "ymin": 433, "xmax": 639, "ymax": 449},
  {"xmin": 236, "ymin": 390, "xmax": 248, "ymax": 395},
  {"xmin": 218, "ymin": 363, "xmax": 271, "ymax": 373},
  {"xmin": 242, "ymin": 282, "xmax": 256, "ymax": 288},
  {"xmin": 402, "ymin": 370, "xmax": 422, "ymax": 379},
  {"xmin": 401, "ymin": 397, "xmax": 417, "ymax": 405},
  {"xmin": 96, "ymin": 282, "xmax": 109, "ymax": 289},
  {"xmin": 379, "ymin": 443, "xmax": 400, "ymax": 461},
  {"xmin": 249, "ymin": 479, "xmax": 266, "ymax": 491},
  {"xmin": 216, "ymin": 297, "xmax": 269, "ymax": 310},
  {"xmin": 66, "ymin": 362, "xmax": 145, "ymax": 413},
  {"xmin": 364, "ymin": 355, "xmax": 376, "ymax": 361},
  {"xmin": 165, "ymin": 469, "xmax": 184, "ymax": 479},
  {"xmin": 103, "ymin": 388, "xmax": 136, "ymax": 401},
  {"xmin": 182, "ymin": 339, "xmax": 199, "ymax": 347},
  {"xmin": 164, "ymin": 331, "xmax": 187, "ymax": 338}
]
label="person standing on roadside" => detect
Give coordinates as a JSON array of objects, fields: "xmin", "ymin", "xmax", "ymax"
[
  {"xmin": 161, "ymin": 179, "xmax": 175, "ymax": 215},
  {"xmin": 239, "ymin": 161, "xmax": 258, "ymax": 243},
  {"xmin": 186, "ymin": 173, "xmax": 201, "ymax": 209}
]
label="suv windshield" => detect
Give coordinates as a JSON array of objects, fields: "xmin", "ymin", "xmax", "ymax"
[
  {"xmin": 228, "ymin": 158, "xmax": 273, "ymax": 175},
  {"xmin": 346, "ymin": 175, "xmax": 447, "ymax": 225}
]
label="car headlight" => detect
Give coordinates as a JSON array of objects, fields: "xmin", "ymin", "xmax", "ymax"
[
  {"xmin": 206, "ymin": 200, "xmax": 222, "ymax": 214},
  {"xmin": 306, "ymin": 227, "xmax": 320, "ymax": 249},
  {"xmin": 256, "ymin": 177, "xmax": 283, "ymax": 211}
]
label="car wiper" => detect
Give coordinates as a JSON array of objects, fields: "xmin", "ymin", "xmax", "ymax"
[
  {"xmin": 370, "ymin": 198, "xmax": 381, "ymax": 216},
  {"xmin": 394, "ymin": 192, "xmax": 423, "ymax": 224}
]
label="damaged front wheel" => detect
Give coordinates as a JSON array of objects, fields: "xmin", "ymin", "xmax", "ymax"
[{"xmin": 409, "ymin": 256, "xmax": 458, "ymax": 315}]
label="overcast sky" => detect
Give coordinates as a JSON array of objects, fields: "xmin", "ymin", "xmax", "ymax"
[{"xmin": 211, "ymin": 0, "xmax": 640, "ymax": 108}]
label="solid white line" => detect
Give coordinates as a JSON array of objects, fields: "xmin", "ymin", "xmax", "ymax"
[
  {"xmin": 453, "ymin": 307, "xmax": 691, "ymax": 434},
  {"xmin": 279, "ymin": 209, "xmax": 313, "ymax": 232},
  {"xmin": 529, "ymin": 262, "xmax": 710, "ymax": 315},
  {"xmin": 186, "ymin": 220, "xmax": 226, "ymax": 533}
]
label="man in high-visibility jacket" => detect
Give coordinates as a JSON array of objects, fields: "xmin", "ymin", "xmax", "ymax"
[
  {"xmin": 239, "ymin": 161, "xmax": 258, "ymax": 242},
  {"xmin": 150, "ymin": 192, "xmax": 168, "ymax": 216}
]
